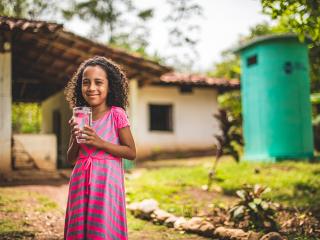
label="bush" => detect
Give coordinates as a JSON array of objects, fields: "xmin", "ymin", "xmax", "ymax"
[{"xmin": 229, "ymin": 184, "xmax": 279, "ymax": 231}]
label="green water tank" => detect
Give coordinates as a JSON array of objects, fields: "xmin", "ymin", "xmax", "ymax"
[{"xmin": 235, "ymin": 34, "xmax": 314, "ymax": 162}]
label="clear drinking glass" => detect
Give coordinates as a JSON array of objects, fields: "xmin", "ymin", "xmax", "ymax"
[{"xmin": 73, "ymin": 106, "xmax": 92, "ymax": 144}]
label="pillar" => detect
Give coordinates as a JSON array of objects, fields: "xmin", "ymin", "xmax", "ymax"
[
  {"xmin": 128, "ymin": 79, "xmax": 138, "ymax": 138},
  {"xmin": 0, "ymin": 41, "xmax": 12, "ymax": 172}
]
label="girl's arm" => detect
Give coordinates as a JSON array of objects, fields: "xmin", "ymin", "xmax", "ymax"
[
  {"xmin": 67, "ymin": 117, "xmax": 80, "ymax": 164},
  {"xmin": 80, "ymin": 125, "xmax": 136, "ymax": 160},
  {"xmin": 99, "ymin": 126, "xmax": 136, "ymax": 160},
  {"xmin": 66, "ymin": 134, "xmax": 80, "ymax": 164}
]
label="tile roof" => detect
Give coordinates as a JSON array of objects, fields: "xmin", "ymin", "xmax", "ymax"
[
  {"xmin": 160, "ymin": 72, "xmax": 240, "ymax": 89},
  {"xmin": 0, "ymin": 16, "xmax": 239, "ymax": 101}
]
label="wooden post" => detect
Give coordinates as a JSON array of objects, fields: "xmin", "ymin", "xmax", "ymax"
[{"xmin": 0, "ymin": 41, "xmax": 12, "ymax": 172}]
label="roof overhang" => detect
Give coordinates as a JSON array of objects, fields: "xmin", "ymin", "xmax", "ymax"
[
  {"xmin": 157, "ymin": 72, "xmax": 240, "ymax": 92},
  {"xmin": 0, "ymin": 16, "xmax": 172, "ymax": 102}
]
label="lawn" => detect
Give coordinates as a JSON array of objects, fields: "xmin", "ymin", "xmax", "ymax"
[
  {"xmin": 125, "ymin": 156, "xmax": 320, "ymax": 238},
  {"xmin": 126, "ymin": 156, "xmax": 320, "ymax": 214}
]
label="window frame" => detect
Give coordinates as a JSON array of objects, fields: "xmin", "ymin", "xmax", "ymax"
[{"xmin": 148, "ymin": 103, "xmax": 174, "ymax": 132}]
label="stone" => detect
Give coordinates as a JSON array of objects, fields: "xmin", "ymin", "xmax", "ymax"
[
  {"xmin": 247, "ymin": 231, "xmax": 264, "ymax": 240},
  {"xmin": 214, "ymin": 226, "xmax": 248, "ymax": 239},
  {"xmin": 181, "ymin": 217, "xmax": 203, "ymax": 231},
  {"xmin": 139, "ymin": 199, "xmax": 159, "ymax": 214},
  {"xmin": 174, "ymin": 217, "xmax": 187, "ymax": 230},
  {"xmin": 151, "ymin": 209, "xmax": 174, "ymax": 223},
  {"xmin": 127, "ymin": 202, "xmax": 140, "ymax": 212},
  {"xmin": 198, "ymin": 221, "xmax": 214, "ymax": 237},
  {"xmin": 127, "ymin": 199, "xmax": 159, "ymax": 220},
  {"xmin": 164, "ymin": 215, "xmax": 178, "ymax": 228},
  {"xmin": 180, "ymin": 217, "xmax": 214, "ymax": 237},
  {"xmin": 260, "ymin": 232, "xmax": 284, "ymax": 240}
]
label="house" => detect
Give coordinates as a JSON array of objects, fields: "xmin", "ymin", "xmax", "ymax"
[{"xmin": 0, "ymin": 16, "xmax": 239, "ymax": 172}]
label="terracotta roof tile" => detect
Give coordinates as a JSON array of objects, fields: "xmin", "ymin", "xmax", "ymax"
[
  {"xmin": 0, "ymin": 16, "xmax": 62, "ymax": 32},
  {"xmin": 160, "ymin": 72, "xmax": 240, "ymax": 88}
]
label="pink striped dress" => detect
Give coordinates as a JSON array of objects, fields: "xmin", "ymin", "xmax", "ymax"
[{"xmin": 64, "ymin": 106, "xmax": 130, "ymax": 240}]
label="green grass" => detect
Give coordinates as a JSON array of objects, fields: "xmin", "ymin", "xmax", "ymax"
[
  {"xmin": 126, "ymin": 156, "xmax": 320, "ymax": 215},
  {"xmin": 0, "ymin": 189, "xmax": 36, "ymax": 238},
  {"xmin": 0, "ymin": 188, "xmax": 59, "ymax": 237},
  {"xmin": 126, "ymin": 164, "xmax": 209, "ymax": 215},
  {"xmin": 36, "ymin": 195, "xmax": 59, "ymax": 212},
  {"xmin": 0, "ymin": 189, "xmax": 33, "ymax": 213},
  {"xmin": 215, "ymin": 160, "xmax": 320, "ymax": 208}
]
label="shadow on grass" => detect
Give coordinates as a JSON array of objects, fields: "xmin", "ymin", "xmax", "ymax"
[
  {"xmin": 218, "ymin": 180, "xmax": 320, "ymax": 216},
  {"xmin": 0, "ymin": 231, "xmax": 35, "ymax": 240},
  {"xmin": 271, "ymin": 181, "xmax": 320, "ymax": 219},
  {"xmin": 0, "ymin": 179, "xmax": 69, "ymax": 187}
]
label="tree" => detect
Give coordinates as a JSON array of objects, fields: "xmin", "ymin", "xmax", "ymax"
[
  {"xmin": 62, "ymin": 0, "xmax": 203, "ymax": 70},
  {"xmin": 0, "ymin": 0, "xmax": 58, "ymax": 19},
  {"xmin": 12, "ymin": 103, "xmax": 41, "ymax": 133},
  {"xmin": 208, "ymin": 21, "xmax": 283, "ymax": 79},
  {"xmin": 62, "ymin": 0, "xmax": 153, "ymax": 51},
  {"xmin": 261, "ymin": 0, "xmax": 320, "ymax": 42},
  {"xmin": 164, "ymin": 0, "xmax": 203, "ymax": 70}
]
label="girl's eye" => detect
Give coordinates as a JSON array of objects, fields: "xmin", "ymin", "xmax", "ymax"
[{"xmin": 83, "ymin": 80, "xmax": 89, "ymax": 85}]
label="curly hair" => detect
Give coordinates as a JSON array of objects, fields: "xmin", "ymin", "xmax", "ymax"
[{"xmin": 64, "ymin": 56, "xmax": 129, "ymax": 110}]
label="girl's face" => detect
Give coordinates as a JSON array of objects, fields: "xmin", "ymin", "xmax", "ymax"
[{"xmin": 81, "ymin": 65, "xmax": 109, "ymax": 107}]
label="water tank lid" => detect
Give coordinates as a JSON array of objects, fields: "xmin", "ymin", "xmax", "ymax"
[{"xmin": 232, "ymin": 33, "xmax": 312, "ymax": 54}]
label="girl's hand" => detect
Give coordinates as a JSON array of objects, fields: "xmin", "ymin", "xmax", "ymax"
[
  {"xmin": 79, "ymin": 125, "xmax": 105, "ymax": 149},
  {"xmin": 68, "ymin": 117, "xmax": 80, "ymax": 142}
]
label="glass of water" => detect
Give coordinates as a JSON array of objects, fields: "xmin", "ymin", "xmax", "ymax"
[{"xmin": 73, "ymin": 106, "xmax": 92, "ymax": 143}]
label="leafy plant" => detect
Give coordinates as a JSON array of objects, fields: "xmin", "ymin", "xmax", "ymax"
[
  {"xmin": 207, "ymin": 91, "xmax": 243, "ymax": 191},
  {"xmin": 229, "ymin": 184, "xmax": 279, "ymax": 231},
  {"xmin": 12, "ymin": 103, "xmax": 41, "ymax": 133}
]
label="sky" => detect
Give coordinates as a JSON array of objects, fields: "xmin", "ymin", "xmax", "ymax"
[{"xmin": 63, "ymin": 0, "xmax": 271, "ymax": 72}]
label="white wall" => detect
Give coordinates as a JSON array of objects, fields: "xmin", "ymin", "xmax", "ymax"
[
  {"xmin": 13, "ymin": 134, "xmax": 57, "ymax": 170},
  {"xmin": 135, "ymin": 85, "xmax": 220, "ymax": 157},
  {"xmin": 42, "ymin": 90, "xmax": 72, "ymax": 167}
]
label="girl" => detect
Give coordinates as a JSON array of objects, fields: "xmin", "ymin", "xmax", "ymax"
[{"xmin": 64, "ymin": 56, "xmax": 136, "ymax": 240}]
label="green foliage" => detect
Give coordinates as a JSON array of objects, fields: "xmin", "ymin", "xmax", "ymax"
[
  {"xmin": 164, "ymin": 0, "xmax": 203, "ymax": 70},
  {"xmin": 261, "ymin": 0, "xmax": 320, "ymax": 42},
  {"xmin": 208, "ymin": 54, "xmax": 241, "ymax": 80},
  {"xmin": 0, "ymin": 0, "xmax": 58, "ymax": 19},
  {"xmin": 62, "ymin": 0, "xmax": 145, "ymax": 44},
  {"xmin": 12, "ymin": 103, "xmax": 41, "ymax": 133},
  {"xmin": 261, "ymin": 0, "xmax": 320, "ymax": 91},
  {"xmin": 208, "ymin": 104, "xmax": 243, "ymax": 191},
  {"xmin": 207, "ymin": 91, "xmax": 243, "ymax": 191},
  {"xmin": 213, "ymin": 108, "xmax": 243, "ymax": 162},
  {"xmin": 230, "ymin": 184, "xmax": 279, "ymax": 231},
  {"xmin": 218, "ymin": 91, "xmax": 242, "ymax": 121},
  {"xmin": 208, "ymin": 21, "xmax": 287, "ymax": 79}
]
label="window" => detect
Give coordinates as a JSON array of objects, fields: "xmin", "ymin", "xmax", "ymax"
[
  {"xmin": 247, "ymin": 55, "xmax": 258, "ymax": 67},
  {"xmin": 149, "ymin": 104, "xmax": 173, "ymax": 131},
  {"xmin": 180, "ymin": 85, "xmax": 193, "ymax": 94}
]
